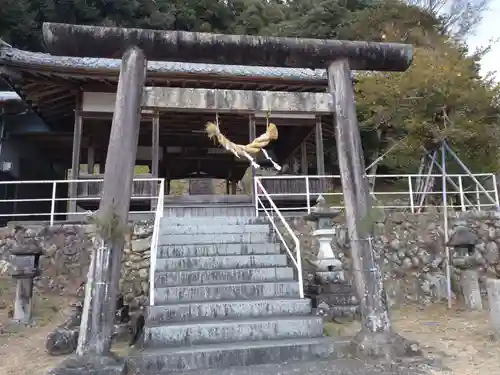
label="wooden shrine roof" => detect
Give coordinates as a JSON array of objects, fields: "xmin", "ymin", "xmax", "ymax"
[
  {"xmin": 0, "ymin": 42, "xmax": 332, "ymax": 128},
  {"xmin": 0, "ymin": 39, "xmax": 336, "ymax": 180}
]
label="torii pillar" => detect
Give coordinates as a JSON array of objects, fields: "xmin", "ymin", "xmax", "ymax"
[{"xmin": 327, "ymin": 59, "xmax": 420, "ymax": 357}]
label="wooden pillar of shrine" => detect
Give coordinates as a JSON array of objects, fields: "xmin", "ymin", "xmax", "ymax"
[
  {"xmin": 151, "ymin": 111, "xmax": 160, "ymax": 209},
  {"xmin": 69, "ymin": 95, "xmax": 82, "ymax": 214},
  {"xmin": 301, "ymin": 141, "xmax": 308, "ymax": 175}
]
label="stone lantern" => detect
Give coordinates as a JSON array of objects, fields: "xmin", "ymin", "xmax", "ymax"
[
  {"xmin": 448, "ymin": 223, "xmax": 482, "ymax": 310},
  {"xmin": 10, "ymin": 235, "xmax": 43, "ymax": 324},
  {"xmin": 304, "ymin": 196, "xmax": 343, "ymax": 278},
  {"xmin": 304, "ymin": 196, "xmax": 359, "ymax": 321}
]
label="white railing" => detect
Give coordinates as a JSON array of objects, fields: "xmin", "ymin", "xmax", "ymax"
[
  {"xmin": 254, "ymin": 173, "xmax": 500, "ymax": 214},
  {"xmin": 149, "ymin": 179, "xmax": 165, "ymax": 306},
  {"xmin": 254, "ymin": 178, "xmax": 304, "ymax": 298},
  {"xmin": 0, "ymin": 177, "xmax": 163, "ymax": 225}
]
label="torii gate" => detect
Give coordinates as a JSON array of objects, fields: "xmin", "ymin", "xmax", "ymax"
[{"xmin": 42, "ymin": 22, "xmax": 415, "ymax": 360}]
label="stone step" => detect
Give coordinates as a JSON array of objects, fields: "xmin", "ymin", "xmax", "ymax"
[
  {"xmin": 153, "ymin": 281, "xmax": 301, "ymax": 304},
  {"xmin": 155, "ymin": 267, "xmax": 294, "ymax": 286},
  {"xmin": 164, "ymin": 206, "xmax": 255, "ymax": 217},
  {"xmin": 157, "ymin": 243, "xmax": 281, "ymax": 258},
  {"xmin": 161, "ymin": 216, "xmax": 267, "ymax": 225},
  {"xmin": 143, "ymin": 316, "xmax": 324, "ymax": 348},
  {"xmin": 155, "ymin": 254, "xmax": 288, "ymax": 271},
  {"xmin": 319, "ymin": 294, "xmax": 359, "ymax": 306},
  {"xmin": 160, "ymin": 224, "xmax": 271, "ymax": 235},
  {"xmin": 128, "ymin": 337, "xmax": 350, "ymax": 373},
  {"xmin": 159, "ymin": 232, "xmax": 271, "ymax": 245},
  {"xmin": 147, "ymin": 298, "xmax": 312, "ymax": 324}
]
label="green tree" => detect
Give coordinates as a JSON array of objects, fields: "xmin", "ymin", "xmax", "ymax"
[
  {"xmin": 356, "ymin": 38, "xmax": 500, "ymax": 172},
  {"xmin": 265, "ymin": 0, "xmax": 371, "ymax": 38}
]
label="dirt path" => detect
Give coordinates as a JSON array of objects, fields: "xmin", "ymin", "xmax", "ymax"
[
  {"xmin": 0, "ymin": 277, "xmax": 70, "ymax": 375},
  {"xmin": 393, "ymin": 304, "xmax": 500, "ymax": 375},
  {"xmin": 0, "ymin": 320, "xmax": 66, "ymax": 375}
]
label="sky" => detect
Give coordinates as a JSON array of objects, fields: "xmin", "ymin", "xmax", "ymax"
[{"xmin": 467, "ymin": 0, "xmax": 500, "ymax": 80}]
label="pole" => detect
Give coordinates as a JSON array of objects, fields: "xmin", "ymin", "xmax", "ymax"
[
  {"xmin": 441, "ymin": 144, "xmax": 452, "ymax": 309},
  {"xmin": 417, "ymin": 150, "xmax": 437, "ymax": 212},
  {"xmin": 328, "ymin": 59, "xmax": 391, "ymax": 334},
  {"xmin": 457, "ymin": 176, "xmax": 466, "ymax": 211},
  {"xmin": 415, "ymin": 155, "xmax": 426, "ymax": 193},
  {"xmin": 77, "ymin": 46, "xmax": 146, "ymax": 355},
  {"xmin": 493, "ymin": 174, "xmax": 500, "ymax": 207},
  {"xmin": 69, "ymin": 101, "xmax": 82, "ymax": 214},
  {"xmin": 50, "ymin": 181, "xmax": 57, "ymax": 226}
]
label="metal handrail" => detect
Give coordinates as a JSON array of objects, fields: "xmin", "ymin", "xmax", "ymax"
[
  {"xmin": 149, "ymin": 178, "xmax": 165, "ymax": 306},
  {"xmin": 0, "ymin": 177, "xmax": 163, "ymax": 225},
  {"xmin": 254, "ymin": 178, "xmax": 304, "ymax": 298},
  {"xmin": 255, "ymin": 173, "xmax": 499, "ymax": 213}
]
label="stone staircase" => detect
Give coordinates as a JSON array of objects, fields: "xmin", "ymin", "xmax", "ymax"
[{"xmin": 129, "ymin": 214, "xmax": 349, "ymax": 373}]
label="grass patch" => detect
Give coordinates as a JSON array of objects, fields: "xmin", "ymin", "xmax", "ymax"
[{"xmin": 323, "ymin": 321, "xmax": 345, "ymax": 336}]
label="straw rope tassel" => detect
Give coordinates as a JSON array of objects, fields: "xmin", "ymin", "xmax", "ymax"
[{"xmin": 205, "ymin": 120, "xmax": 281, "ymax": 170}]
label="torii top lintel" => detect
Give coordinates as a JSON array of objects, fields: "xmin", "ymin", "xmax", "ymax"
[{"xmin": 42, "ymin": 23, "xmax": 413, "ymax": 72}]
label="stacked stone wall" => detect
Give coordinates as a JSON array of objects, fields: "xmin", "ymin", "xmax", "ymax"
[{"xmin": 0, "ymin": 210, "xmax": 499, "ymax": 309}]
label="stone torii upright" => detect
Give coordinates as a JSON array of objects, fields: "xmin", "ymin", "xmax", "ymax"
[{"xmin": 43, "ymin": 22, "xmax": 416, "ymax": 358}]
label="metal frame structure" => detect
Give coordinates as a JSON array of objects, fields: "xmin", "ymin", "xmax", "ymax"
[
  {"xmin": 415, "ymin": 141, "xmax": 499, "ymax": 212},
  {"xmin": 416, "ymin": 140, "xmax": 499, "ymax": 308}
]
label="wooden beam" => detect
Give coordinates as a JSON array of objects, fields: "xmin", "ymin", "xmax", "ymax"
[
  {"xmin": 151, "ymin": 111, "xmax": 160, "ymax": 209},
  {"xmin": 28, "ymin": 86, "xmax": 71, "ymax": 100},
  {"xmin": 77, "ymin": 47, "xmax": 146, "ymax": 356},
  {"xmin": 328, "ymin": 59, "xmax": 391, "ymax": 336},
  {"xmin": 79, "ymin": 110, "xmax": 154, "ymax": 121},
  {"xmin": 69, "ymin": 96, "xmax": 82, "ymax": 213},
  {"xmin": 248, "ymin": 114, "xmax": 257, "ymax": 200},
  {"xmin": 87, "ymin": 146, "xmax": 95, "ymax": 174},
  {"xmin": 79, "ymin": 108, "xmax": 316, "ymax": 127},
  {"xmin": 83, "ymin": 89, "xmax": 333, "ymax": 114},
  {"xmin": 151, "ymin": 112, "xmax": 160, "ymax": 178},
  {"xmin": 37, "ymin": 92, "xmax": 75, "ymax": 105},
  {"xmin": 143, "ymin": 87, "xmax": 333, "ymax": 113},
  {"xmin": 79, "ymin": 79, "xmax": 325, "ymax": 94},
  {"xmin": 315, "ymin": 117, "xmax": 325, "ymax": 175},
  {"xmin": 301, "ymin": 141, "xmax": 308, "ymax": 175}
]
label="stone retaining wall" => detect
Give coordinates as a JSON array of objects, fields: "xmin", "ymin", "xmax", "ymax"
[
  {"xmin": 280, "ymin": 209, "xmax": 500, "ymax": 306},
  {"xmin": 0, "ymin": 210, "xmax": 499, "ymax": 309},
  {"xmin": 0, "ymin": 220, "xmax": 153, "ymax": 309}
]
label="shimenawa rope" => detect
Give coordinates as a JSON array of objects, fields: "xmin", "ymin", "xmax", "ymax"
[{"xmin": 205, "ymin": 114, "xmax": 281, "ymax": 170}]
